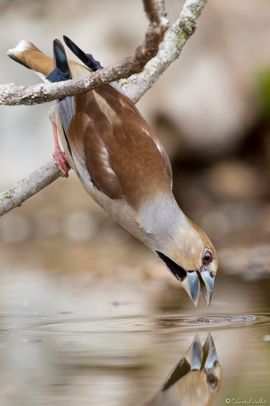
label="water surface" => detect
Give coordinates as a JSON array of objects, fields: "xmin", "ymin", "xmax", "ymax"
[{"xmin": 0, "ymin": 269, "xmax": 269, "ymax": 406}]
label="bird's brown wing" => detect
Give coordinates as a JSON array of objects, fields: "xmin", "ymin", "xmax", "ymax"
[{"xmin": 67, "ymin": 84, "xmax": 172, "ymax": 208}]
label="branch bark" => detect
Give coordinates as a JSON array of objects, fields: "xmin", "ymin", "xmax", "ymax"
[
  {"xmin": 0, "ymin": 0, "xmax": 168, "ymax": 106},
  {"xmin": 121, "ymin": 0, "xmax": 207, "ymax": 102},
  {"xmin": 0, "ymin": 161, "xmax": 62, "ymax": 217},
  {"xmin": 0, "ymin": 0, "xmax": 207, "ymax": 217}
]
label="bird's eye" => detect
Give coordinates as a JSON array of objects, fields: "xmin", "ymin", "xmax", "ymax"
[{"xmin": 202, "ymin": 249, "xmax": 213, "ymax": 265}]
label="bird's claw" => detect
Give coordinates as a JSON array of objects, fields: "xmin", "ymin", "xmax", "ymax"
[{"xmin": 53, "ymin": 149, "xmax": 69, "ymax": 177}]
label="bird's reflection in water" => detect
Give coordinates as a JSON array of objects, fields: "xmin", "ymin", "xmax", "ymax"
[{"xmin": 145, "ymin": 334, "xmax": 221, "ymax": 406}]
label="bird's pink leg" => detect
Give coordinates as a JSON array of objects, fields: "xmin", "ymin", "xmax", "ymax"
[{"xmin": 51, "ymin": 121, "xmax": 69, "ymax": 177}]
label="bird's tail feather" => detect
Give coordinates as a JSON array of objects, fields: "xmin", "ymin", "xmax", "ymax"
[
  {"xmin": 47, "ymin": 39, "xmax": 72, "ymax": 82},
  {"xmin": 7, "ymin": 40, "xmax": 54, "ymax": 79},
  {"xmin": 63, "ymin": 35, "xmax": 102, "ymax": 72}
]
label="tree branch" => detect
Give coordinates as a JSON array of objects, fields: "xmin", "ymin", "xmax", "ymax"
[
  {"xmin": 121, "ymin": 0, "xmax": 207, "ymax": 101},
  {"xmin": 0, "ymin": 0, "xmax": 168, "ymax": 106},
  {"xmin": 0, "ymin": 0, "xmax": 207, "ymax": 217},
  {"xmin": 0, "ymin": 160, "xmax": 62, "ymax": 217}
]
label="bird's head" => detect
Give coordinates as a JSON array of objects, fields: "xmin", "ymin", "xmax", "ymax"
[
  {"xmin": 155, "ymin": 218, "xmax": 218, "ymax": 306},
  {"xmin": 136, "ymin": 193, "xmax": 217, "ymax": 306}
]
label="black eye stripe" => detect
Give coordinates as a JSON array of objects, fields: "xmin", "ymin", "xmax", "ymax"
[{"xmin": 156, "ymin": 251, "xmax": 187, "ymax": 281}]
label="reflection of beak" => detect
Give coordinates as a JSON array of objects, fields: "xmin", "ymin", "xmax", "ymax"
[
  {"xmin": 181, "ymin": 269, "xmax": 215, "ymax": 306},
  {"xmin": 185, "ymin": 334, "xmax": 218, "ymax": 371},
  {"xmin": 203, "ymin": 334, "xmax": 221, "ymax": 391},
  {"xmin": 185, "ymin": 334, "xmax": 203, "ymax": 370},
  {"xmin": 203, "ymin": 334, "xmax": 218, "ymax": 371}
]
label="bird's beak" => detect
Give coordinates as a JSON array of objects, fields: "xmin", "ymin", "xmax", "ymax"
[
  {"xmin": 181, "ymin": 269, "xmax": 215, "ymax": 307},
  {"xmin": 156, "ymin": 252, "xmax": 215, "ymax": 306},
  {"xmin": 181, "ymin": 272, "xmax": 200, "ymax": 306},
  {"xmin": 199, "ymin": 270, "xmax": 215, "ymax": 306}
]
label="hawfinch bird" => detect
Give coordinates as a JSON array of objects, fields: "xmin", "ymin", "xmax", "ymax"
[
  {"xmin": 7, "ymin": 37, "xmax": 218, "ymax": 306},
  {"xmin": 146, "ymin": 334, "xmax": 221, "ymax": 406}
]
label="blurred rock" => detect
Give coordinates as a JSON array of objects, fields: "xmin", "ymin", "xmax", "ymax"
[
  {"xmin": 206, "ymin": 160, "xmax": 265, "ymax": 200},
  {"xmin": 200, "ymin": 210, "xmax": 230, "ymax": 240},
  {"xmin": 219, "ymin": 244, "xmax": 270, "ymax": 279}
]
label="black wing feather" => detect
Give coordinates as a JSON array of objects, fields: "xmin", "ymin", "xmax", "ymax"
[{"xmin": 63, "ymin": 35, "xmax": 102, "ymax": 71}]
